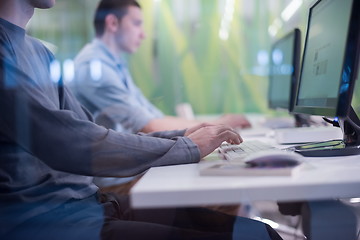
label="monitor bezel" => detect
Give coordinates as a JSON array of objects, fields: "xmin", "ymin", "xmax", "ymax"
[
  {"xmin": 268, "ymin": 28, "xmax": 301, "ymax": 112},
  {"xmin": 292, "ymin": 0, "xmax": 360, "ymax": 118}
]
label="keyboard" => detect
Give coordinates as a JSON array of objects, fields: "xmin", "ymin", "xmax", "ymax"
[
  {"xmin": 198, "ymin": 140, "xmax": 297, "ymax": 176},
  {"xmin": 217, "ymin": 140, "xmax": 277, "ymax": 162}
]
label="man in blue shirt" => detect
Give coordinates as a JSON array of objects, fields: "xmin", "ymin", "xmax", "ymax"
[{"xmin": 72, "ymin": 0, "xmax": 251, "ymax": 134}]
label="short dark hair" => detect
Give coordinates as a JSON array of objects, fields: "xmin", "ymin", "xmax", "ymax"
[{"xmin": 94, "ymin": 0, "xmax": 141, "ymax": 37}]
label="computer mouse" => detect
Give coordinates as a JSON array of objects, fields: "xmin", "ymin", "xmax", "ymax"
[{"xmin": 244, "ymin": 150, "xmax": 303, "ymax": 168}]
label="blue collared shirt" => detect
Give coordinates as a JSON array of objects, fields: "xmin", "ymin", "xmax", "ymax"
[{"xmin": 72, "ymin": 39, "xmax": 163, "ymax": 133}]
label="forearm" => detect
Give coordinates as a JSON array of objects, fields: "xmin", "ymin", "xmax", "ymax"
[
  {"xmin": 139, "ymin": 129, "xmax": 186, "ymax": 139},
  {"xmin": 141, "ymin": 116, "xmax": 202, "ymax": 133},
  {"xmin": 90, "ymin": 131, "xmax": 200, "ymax": 177}
]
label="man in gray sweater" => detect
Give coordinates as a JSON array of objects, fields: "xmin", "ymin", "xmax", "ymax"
[{"xmin": 0, "ymin": 0, "xmax": 282, "ymax": 240}]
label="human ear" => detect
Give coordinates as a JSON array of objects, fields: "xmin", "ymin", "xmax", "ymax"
[{"xmin": 104, "ymin": 14, "xmax": 119, "ymax": 33}]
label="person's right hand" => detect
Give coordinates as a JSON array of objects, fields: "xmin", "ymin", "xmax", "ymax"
[
  {"xmin": 215, "ymin": 114, "xmax": 251, "ymax": 129},
  {"xmin": 187, "ymin": 125, "xmax": 243, "ymax": 159}
]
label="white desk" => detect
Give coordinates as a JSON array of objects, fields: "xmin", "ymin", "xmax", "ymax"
[
  {"xmin": 131, "ymin": 155, "xmax": 360, "ymax": 208},
  {"xmin": 130, "ymin": 132, "xmax": 360, "ymax": 239},
  {"xmin": 130, "ymin": 118, "xmax": 360, "ymax": 239}
]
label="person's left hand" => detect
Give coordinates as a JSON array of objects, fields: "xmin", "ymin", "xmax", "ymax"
[
  {"xmin": 216, "ymin": 114, "xmax": 251, "ymax": 129},
  {"xmin": 184, "ymin": 122, "xmax": 214, "ymax": 136}
]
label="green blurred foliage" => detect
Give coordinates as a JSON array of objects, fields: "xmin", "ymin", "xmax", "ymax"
[{"xmin": 28, "ymin": 0, "xmax": 313, "ymax": 116}]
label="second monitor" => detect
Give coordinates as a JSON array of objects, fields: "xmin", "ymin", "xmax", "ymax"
[
  {"xmin": 268, "ymin": 28, "xmax": 301, "ymax": 112},
  {"xmin": 268, "ymin": 28, "xmax": 312, "ymax": 127}
]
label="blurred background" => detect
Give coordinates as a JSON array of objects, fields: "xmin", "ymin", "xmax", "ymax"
[{"xmin": 27, "ymin": 0, "xmax": 320, "ymax": 116}]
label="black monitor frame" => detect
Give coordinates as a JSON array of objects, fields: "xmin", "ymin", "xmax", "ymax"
[
  {"xmin": 293, "ymin": 0, "xmax": 360, "ymax": 117},
  {"xmin": 268, "ymin": 28, "xmax": 301, "ymax": 112},
  {"xmin": 291, "ymin": 0, "xmax": 360, "ymax": 157}
]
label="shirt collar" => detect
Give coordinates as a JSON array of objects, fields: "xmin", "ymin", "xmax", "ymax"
[
  {"xmin": 0, "ymin": 17, "xmax": 26, "ymax": 39},
  {"xmin": 92, "ymin": 38, "xmax": 127, "ymax": 67}
]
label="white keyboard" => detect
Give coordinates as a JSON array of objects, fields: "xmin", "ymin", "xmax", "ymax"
[{"xmin": 218, "ymin": 140, "xmax": 276, "ymax": 162}]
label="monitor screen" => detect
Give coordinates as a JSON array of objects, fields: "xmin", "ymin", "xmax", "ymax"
[
  {"xmin": 293, "ymin": 0, "xmax": 359, "ymax": 117},
  {"xmin": 268, "ymin": 29, "xmax": 301, "ymax": 112},
  {"xmin": 291, "ymin": 0, "xmax": 360, "ymax": 157}
]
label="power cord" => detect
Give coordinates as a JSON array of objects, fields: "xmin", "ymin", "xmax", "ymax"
[
  {"xmin": 292, "ymin": 216, "xmax": 299, "ymax": 240},
  {"xmin": 292, "ymin": 215, "xmax": 306, "ymax": 240},
  {"xmin": 322, "ymin": 117, "xmax": 340, "ymax": 127},
  {"xmin": 323, "ymin": 116, "xmax": 360, "ymax": 131}
]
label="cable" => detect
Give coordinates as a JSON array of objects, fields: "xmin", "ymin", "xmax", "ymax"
[
  {"xmin": 345, "ymin": 116, "xmax": 360, "ymax": 131},
  {"xmin": 292, "ymin": 215, "xmax": 306, "ymax": 240},
  {"xmin": 323, "ymin": 115, "xmax": 360, "ymax": 131},
  {"xmin": 322, "ymin": 117, "xmax": 340, "ymax": 127}
]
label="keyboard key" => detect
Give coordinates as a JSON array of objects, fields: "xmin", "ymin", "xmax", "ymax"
[{"xmin": 218, "ymin": 140, "xmax": 276, "ymax": 162}]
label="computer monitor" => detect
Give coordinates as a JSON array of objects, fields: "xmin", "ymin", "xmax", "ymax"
[
  {"xmin": 268, "ymin": 28, "xmax": 301, "ymax": 112},
  {"xmin": 292, "ymin": 0, "xmax": 360, "ymax": 157},
  {"xmin": 268, "ymin": 28, "xmax": 312, "ymax": 127}
]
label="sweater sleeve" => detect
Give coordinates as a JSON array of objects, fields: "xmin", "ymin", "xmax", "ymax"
[
  {"xmin": 0, "ymin": 59, "xmax": 200, "ymax": 178},
  {"xmin": 139, "ymin": 129, "xmax": 186, "ymax": 139}
]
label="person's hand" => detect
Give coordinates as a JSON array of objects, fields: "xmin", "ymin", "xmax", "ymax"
[
  {"xmin": 187, "ymin": 125, "xmax": 243, "ymax": 158},
  {"xmin": 215, "ymin": 114, "xmax": 251, "ymax": 129},
  {"xmin": 184, "ymin": 122, "xmax": 214, "ymax": 136}
]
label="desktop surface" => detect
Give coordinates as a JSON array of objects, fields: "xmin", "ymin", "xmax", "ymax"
[{"xmin": 131, "ymin": 137, "xmax": 360, "ymax": 208}]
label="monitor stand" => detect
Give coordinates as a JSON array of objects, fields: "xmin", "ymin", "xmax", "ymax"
[
  {"xmin": 294, "ymin": 113, "xmax": 312, "ymax": 127},
  {"xmin": 292, "ymin": 107, "xmax": 360, "ymax": 157}
]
